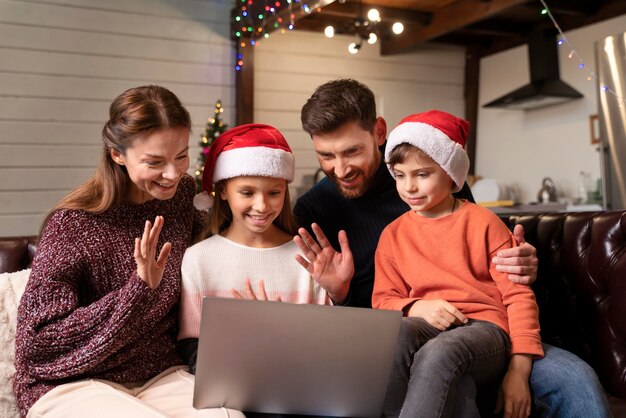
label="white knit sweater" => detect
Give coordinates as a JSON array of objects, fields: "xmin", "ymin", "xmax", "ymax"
[{"xmin": 178, "ymin": 234, "xmax": 330, "ymax": 339}]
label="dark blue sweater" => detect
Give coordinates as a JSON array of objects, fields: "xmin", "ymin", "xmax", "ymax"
[{"xmin": 293, "ymin": 157, "xmax": 474, "ymax": 308}]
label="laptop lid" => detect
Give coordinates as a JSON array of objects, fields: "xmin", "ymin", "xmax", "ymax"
[{"xmin": 193, "ymin": 297, "xmax": 401, "ymax": 417}]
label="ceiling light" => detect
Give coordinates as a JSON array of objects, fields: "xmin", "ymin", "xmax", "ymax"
[
  {"xmin": 367, "ymin": 8, "xmax": 381, "ymax": 23},
  {"xmin": 392, "ymin": 22, "xmax": 404, "ymax": 35},
  {"xmin": 333, "ymin": 0, "xmax": 404, "ymax": 55},
  {"xmin": 324, "ymin": 25, "xmax": 335, "ymax": 38},
  {"xmin": 348, "ymin": 41, "xmax": 361, "ymax": 54}
]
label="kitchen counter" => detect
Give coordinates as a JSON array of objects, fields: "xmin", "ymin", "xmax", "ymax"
[{"xmin": 486, "ymin": 202, "xmax": 603, "ymax": 215}]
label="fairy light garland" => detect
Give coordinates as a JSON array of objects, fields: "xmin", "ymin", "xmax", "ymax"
[
  {"xmin": 539, "ymin": 0, "xmax": 625, "ymax": 107},
  {"xmin": 232, "ymin": 0, "xmax": 626, "ymax": 105},
  {"xmin": 233, "ymin": 0, "xmax": 324, "ymax": 71}
]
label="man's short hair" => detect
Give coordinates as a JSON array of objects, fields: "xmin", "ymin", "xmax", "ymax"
[{"xmin": 301, "ymin": 79, "xmax": 377, "ymax": 136}]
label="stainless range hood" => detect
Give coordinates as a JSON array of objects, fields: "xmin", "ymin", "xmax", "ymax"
[{"xmin": 483, "ymin": 30, "xmax": 583, "ymax": 110}]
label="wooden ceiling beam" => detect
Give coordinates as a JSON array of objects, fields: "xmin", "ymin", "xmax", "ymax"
[
  {"xmin": 319, "ymin": 1, "xmax": 432, "ymax": 26},
  {"xmin": 380, "ymin": 0, "xmax": 533, "ymax": 55},
  {"xmin": 459, "ymin": 27, "xmax": 520, "ymax": 38},
  {"xmin": 291, "ymin": 16, "xmax": 347, "ymax": 33},
  {"xmin": 546, "ymin": 7, "xmax": 590, "ymax": 17},
  {"xmin": 582, "ymin": 0, "xmax": 626, "ymax": 25},
  {"xmin": 533, "ymin": 0, "xmax": 603, "ymax": 17}
]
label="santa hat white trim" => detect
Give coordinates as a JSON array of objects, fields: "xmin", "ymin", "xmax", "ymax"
[
  {"xmin": 385, "ymin": 121, "xmax": 469, "ymax": 192},
  {"xmin": 213, "ymin": 146, "xmax": 295, "ymax": 184}
]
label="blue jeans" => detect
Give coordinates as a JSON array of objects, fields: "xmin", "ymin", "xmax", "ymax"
[
  {"xmin": 383, "ymin": 318, "xmax": 509, "ymax": 418},
  {"xmin": 530, "ymin": 343, "xmax": 611, "ymax": 417},
  {"xmin": 457, "ymin": 343, "xmax": 612, "ymax": 418}
]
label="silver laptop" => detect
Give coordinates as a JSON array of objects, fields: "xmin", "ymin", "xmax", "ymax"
[{"xmin": 193, "ymin": 297, "xmax": 402, "ymax": 417}]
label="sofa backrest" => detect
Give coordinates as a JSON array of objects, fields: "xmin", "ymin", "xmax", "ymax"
[
  {"xmin": 500, "ymin": 211, "xmax": 626, "ymax": 399},
  {"xmin": 2, "ymin": 211, "xmax": 625, "ymax": 401}
]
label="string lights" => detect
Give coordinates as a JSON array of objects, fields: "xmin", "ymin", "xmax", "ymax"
[
  {"xmin": 231, "ymin": 0, "xmax": 406, "ymax": 68},
  {"xmin": 233, "ymin": 0, "xmax": 323, "ymax": 71},
  {"xmin": 540, "ymin": 0, "xmax": 625, "ymax": 107},
  {"xmin": 322, "ymin": 2, "xmax": 404, "ymax": 55},
  {"xmin": 232, "ymin": 0, "xmax": 626, "ymax": 106}
]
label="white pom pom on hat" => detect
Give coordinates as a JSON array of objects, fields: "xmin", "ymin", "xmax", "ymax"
[
  {"xmin": 385, "ymin": 110, "xmax": 470, "ymax": 192},
  {"xmin": 193, "ymin": 123, "xmax": 295, "ymax": 210},
  {"xmin": 193, "ymin": 191, "xmax": 214, "ymax": 210}
]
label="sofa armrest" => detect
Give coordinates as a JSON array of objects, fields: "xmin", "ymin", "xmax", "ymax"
[{"xmin": 0, "ymin": 236, "xmax": 38, "ymax": 274}]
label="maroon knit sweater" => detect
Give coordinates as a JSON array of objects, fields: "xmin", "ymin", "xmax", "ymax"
[{"xmin": 13, "ymin": 175, "xmax": 205, "ymax": 417}]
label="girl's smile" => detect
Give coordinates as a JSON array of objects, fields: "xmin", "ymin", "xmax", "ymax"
[{"xmin": 220, "ymin": 176, "xmax": 289, "ymax": 246}]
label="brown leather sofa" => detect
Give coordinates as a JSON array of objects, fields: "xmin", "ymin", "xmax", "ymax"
[
  {"xmin": 2, "ymin": 210, "xmax": 626, "ymax": 416},
  {"xmin": 500, "ymin": 211, "xmax": 626, "ymax": 416},
  {"xmin": 0, "ymin": 236, "xmax": 37, "ymax": 274}
]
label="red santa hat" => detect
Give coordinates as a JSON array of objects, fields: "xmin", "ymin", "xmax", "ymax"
[
  {"xmin": 385, "ymin": 110, "xmax": 470, "ymax": 192},
  {"xmin": 194, "ymin": 123, "xmax": 295, "ymax": 210}
]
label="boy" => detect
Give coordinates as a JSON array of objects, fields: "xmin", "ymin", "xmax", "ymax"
[{"xmin": 373, "ymin": 110, "xmax": 544, "ymax": 418}]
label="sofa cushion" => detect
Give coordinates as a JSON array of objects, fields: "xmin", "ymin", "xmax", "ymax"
[{"xmin": 0, "ymin": 268, "xmax": 29, "ymax": 418}]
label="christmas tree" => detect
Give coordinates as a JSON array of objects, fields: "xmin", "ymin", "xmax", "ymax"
[{"xmin": 194, "ymin": 100, "xmax": 228, "ymax": 191}]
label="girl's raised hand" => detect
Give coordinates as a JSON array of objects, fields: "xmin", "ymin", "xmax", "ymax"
[
  {"xmin": 134, "ymin": 215, "xmax": 172, "ymax": 290},
  {"xmin": 232, "ymin": 279, "xmax": 282, "ymax": 302},
  {"xmin": 293, "ymin": 223, "xmax": 354, "ymax": 304}
]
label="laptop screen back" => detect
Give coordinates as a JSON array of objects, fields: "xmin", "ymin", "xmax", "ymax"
[{"xmin": 193, "ymin": 297, "xmax": 401, "ymax": 417}]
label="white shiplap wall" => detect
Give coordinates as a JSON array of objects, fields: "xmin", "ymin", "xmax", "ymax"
[
  {"xmin": 0, "ymin": 0, "xmax": 235, "ymax": 236},
  {"xmin": 252, "ymin": 30, "xmax": 466, "ymax": 195}
]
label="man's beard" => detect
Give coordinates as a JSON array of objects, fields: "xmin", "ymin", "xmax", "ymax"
[{"xmin": 325, "ymin": 158, "xmax": 380, "ymax": 199}]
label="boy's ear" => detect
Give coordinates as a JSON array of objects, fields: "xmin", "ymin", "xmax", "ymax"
[
  {"xmin": 450, "ymin": 177, "xmax": 459, "ymax": 192},
  {"xmin": 109, "ymin": 148, "xmax": 125, "ymax": 165}
]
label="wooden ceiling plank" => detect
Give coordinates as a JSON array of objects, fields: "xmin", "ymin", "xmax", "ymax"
[
  {"xmin": 381, "ymin": 0, "xmax": 532, "ymax": 55},
  {"xmin": 584, "ymin": 0, "xmax": 626, "ymax": 26},
  {"xmin": 460, "ymin": 27, "xmax": 519, "ymax": 38},
  {"xmin": 319, "ymin": 1, "xmax": 432, "ymax": 25}
]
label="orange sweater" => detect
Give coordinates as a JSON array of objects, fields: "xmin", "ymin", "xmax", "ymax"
[{"xmin": 373, "ymin": 201, "xmax": 543, "ymax": 357}]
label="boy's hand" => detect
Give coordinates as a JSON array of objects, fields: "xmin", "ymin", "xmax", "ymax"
[
  {"xmin": 492, "ymin": 224, "xmax": 538, "ymax": 285},
  {"xmin": 406, "ymin": 299, "xmax": 467, "ymax": 331},
  {"xmin": 495, "ymin": 354, "xmax": 533, "ymax": 418}
]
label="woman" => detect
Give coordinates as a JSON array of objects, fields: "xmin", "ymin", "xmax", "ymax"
[{"xmin": 13, "ymin": 85, "xmax": 244, "ymax": 418}]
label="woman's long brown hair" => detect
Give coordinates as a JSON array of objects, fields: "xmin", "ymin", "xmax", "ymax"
[{"xmin": 40, "ymin": 85, "xmax": 191, "ymax": 233}]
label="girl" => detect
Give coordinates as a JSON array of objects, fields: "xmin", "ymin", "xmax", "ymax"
[
  {"xmin": 14, "ymin": 85, "xmax": 243, "ymax": 418},
  {"xmin": 178, "ymin": 124, "xmax": 330, "ymax": 373}
]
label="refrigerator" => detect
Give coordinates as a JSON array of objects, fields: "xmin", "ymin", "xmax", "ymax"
[{"xmin": 596, "ymin": 31, "xmax": 626, "ymax": 210}]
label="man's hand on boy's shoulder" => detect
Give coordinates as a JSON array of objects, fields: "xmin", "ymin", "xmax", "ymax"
[{"xmin": 492, "ymin": 224, "xmax": 538, "ymax": 285}]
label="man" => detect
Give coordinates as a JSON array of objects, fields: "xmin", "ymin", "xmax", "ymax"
[{"xmin": 293, "ymin": 79, "xmax": 611, "ymax": 417}]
